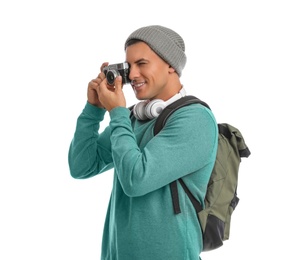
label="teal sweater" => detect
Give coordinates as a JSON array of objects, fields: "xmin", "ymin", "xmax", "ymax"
[{"xmin": 68, "ymin": 101, "xmax": 218, "ymax": 260}]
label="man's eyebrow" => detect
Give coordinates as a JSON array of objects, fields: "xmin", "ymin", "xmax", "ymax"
[
  {"xmin": 126, "ymin": 58, "xmax": 148, "ymax": 64},
  {"xmin": 136, "ymin": 58, "xmax": 146, "ymax": 62},
  {"xmin": 125, "ymin": 58, "xmax": 148, "ymax": 65}
]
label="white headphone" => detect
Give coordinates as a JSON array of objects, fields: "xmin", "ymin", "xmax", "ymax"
[{"xmin": 133, "ymin": 87, "xmax": 186, "ymax": 120}]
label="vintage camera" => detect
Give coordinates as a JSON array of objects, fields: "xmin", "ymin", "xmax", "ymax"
[{"xmin": 103, "ymin": 62, "xmax": 130, "ymax": 85}]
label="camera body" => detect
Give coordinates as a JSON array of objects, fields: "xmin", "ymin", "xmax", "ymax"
[{"xmin": 103, "ymin": 62, "xmax": 130, "ymax": 85}]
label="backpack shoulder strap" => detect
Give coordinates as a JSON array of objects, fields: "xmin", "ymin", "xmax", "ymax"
[
  {"xmin": 153, "ymin": 95, "xmax": 210, "ymax": 136},
  {"xmin": 153, "ymin": 95, "xmax": 211, "ymax": 214}
]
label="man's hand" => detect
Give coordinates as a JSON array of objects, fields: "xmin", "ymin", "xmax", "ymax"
[
  {"xmin": 87, "ymin": 62, "xmax": 108, "ymax": 108},
  {"xmin": 87, "ymin": 62, "xmax": 126, "ymax": 111},
  {"xmin": 95, "ymin": 75, "xmax": 126, "ymax": 111}
]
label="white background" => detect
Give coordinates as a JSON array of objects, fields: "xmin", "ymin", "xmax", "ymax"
[{"xmin": 1, "ymin": 0, "xmax": 284, "ymax": 259}]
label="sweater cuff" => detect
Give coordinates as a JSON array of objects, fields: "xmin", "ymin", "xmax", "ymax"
[{"xmin": 109, "ymin": 107, "xmax": 131, "ymax": 120}]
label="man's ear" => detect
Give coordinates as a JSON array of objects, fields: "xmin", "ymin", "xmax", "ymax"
[{"xmin": 168, "ymin": 65, "xmax": 175, "ymax": 73}]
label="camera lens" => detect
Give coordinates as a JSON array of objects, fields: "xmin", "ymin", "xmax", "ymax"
[{"xmin": 106, "ymin": 70, "xmax": 119, "ymax": 85}]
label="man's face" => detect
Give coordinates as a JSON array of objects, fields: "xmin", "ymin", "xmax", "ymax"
[{"xmin": 125, "ymin": 41, "xmax": 173, "ymax": 101}]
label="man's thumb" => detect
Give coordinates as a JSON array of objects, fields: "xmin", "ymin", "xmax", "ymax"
[{"xmin": 115, "ymin": 76, "xmax": 123, "ymax": 92}]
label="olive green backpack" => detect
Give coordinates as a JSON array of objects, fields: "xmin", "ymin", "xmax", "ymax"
[{"xmin": 153, "ymin": 95, "xmax": 251, "ymax": 251}]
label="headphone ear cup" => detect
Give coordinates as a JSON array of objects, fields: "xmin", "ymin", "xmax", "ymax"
[
  {"xmin": 133, "ymin": 101, "xmax": 149, "ymax": 120},
  {"xmin": 145, "ymin": 99, "xmax": 165, "ymax": 119},
  {"xmin": 133, "ymin": 88, "xmax": 186, "ymax": 121}
]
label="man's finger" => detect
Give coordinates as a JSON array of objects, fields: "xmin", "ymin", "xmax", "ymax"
[
  {"xmin": 114, "ymin": 76, "xmax": 123, "ymax": 93},
  {"xmin": 100, "ymin": 62, "xmax": 109, "ymax": 72}
]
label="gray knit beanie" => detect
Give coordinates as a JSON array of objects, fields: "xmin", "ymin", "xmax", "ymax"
[{"xmin": 124, "ymin": 25, "xmax": 187, "ymax": 77}]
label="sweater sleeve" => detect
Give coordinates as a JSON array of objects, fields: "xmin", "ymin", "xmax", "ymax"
[
  {"xmin": 68, "ymin": 102, "xmax": 114, "ymax": 179},
  {"xmin": 109, "ymin": 105, "xmax": 218, "ymax": 197}
]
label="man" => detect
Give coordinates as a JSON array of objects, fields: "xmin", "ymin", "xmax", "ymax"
[{"xmin": 68, "ymin": 25, "xmax": 218, "ymax": 260}]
